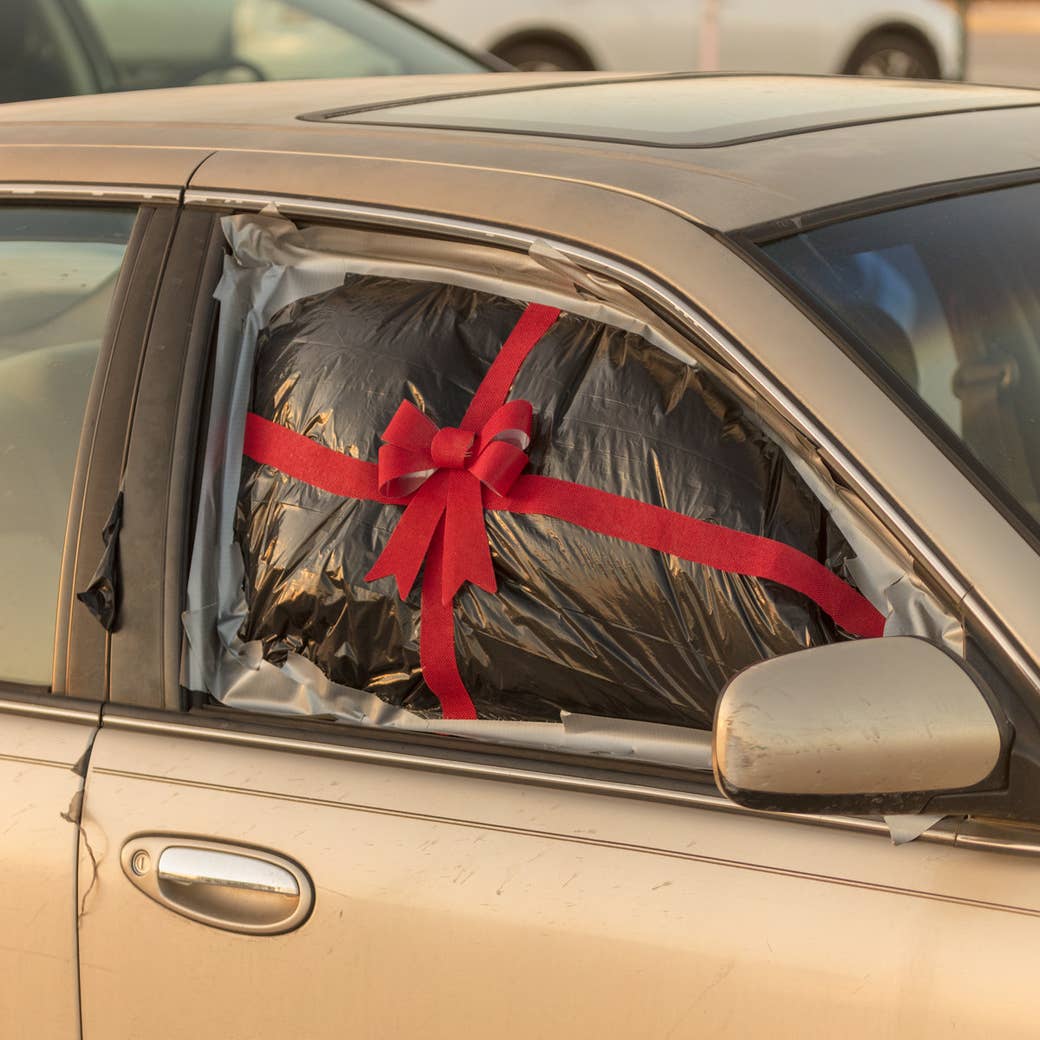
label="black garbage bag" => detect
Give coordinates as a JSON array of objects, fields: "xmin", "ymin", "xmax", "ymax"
[{"xmin": 235, "ymin": 275, "xmax": 858, "ymax": 728}]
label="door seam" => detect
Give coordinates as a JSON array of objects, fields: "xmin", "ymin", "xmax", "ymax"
[{"xmin": 68, "ymin": 717, "xmax": 103, "ymax": 1040}]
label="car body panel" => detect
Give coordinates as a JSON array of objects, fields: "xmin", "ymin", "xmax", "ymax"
[
  {"xmin": 0, "ymin": 698, "xmax": 99, "ymax": 1040},
  {"xmin": 79, "ymin": 722, "xmax": 1040, "ymax": 1039},
  {"xmin": 1, "ymin": 75, "xmax": 1038, "ymax": 231},
  {"xmin": 0, "ymin": 142, "xmax": 210, "ymax": 193}
]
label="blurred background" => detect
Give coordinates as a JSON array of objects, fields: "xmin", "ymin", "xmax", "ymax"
[
  {"xmin": 391, "ymin": 1, "xmax": 1040, "ymax": 87},
  {"xmin": 969, "ymin": 1, "xmax": 1040, "ymax": 84},
  {"xmin": 2, "ymin": 0, "xmax": 1040, "ymax": 105}
]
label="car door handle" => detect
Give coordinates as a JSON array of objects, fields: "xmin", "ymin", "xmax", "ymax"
[{"xmin": 121, "ymin": 836, "xmax": 313, "ymax": 935}]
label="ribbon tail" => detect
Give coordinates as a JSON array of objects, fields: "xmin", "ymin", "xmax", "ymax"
[
  {"xmin": 492, "ymin": 474, "xmax": 887, "ymax": 639},
  {"xmin": 365, "ymin": 474, "xmax": 448, "ymax": 599},
  {"xmin": 461, "ymin": 304, "xmax": 561, "ymax": 432},
  {"xmin": 420, "ymin": 525, "xmax": 478, "ymax": 719},
  {"xmin": 440, "ymin": 471, "xmax": 497, "ymax": 604}
]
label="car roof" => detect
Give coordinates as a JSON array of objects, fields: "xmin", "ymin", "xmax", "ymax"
[{"xmin": 2, "ymin": 73, "xmax": 1039, "ymax": 232}]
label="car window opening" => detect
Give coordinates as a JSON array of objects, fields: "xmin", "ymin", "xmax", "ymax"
[{"xmin": 181, "ymin": 210, "xmax": 958, "ymax": 769}]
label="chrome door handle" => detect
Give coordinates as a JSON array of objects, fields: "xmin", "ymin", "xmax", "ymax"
[{"xmin": 121, "ymin": 836, "xmax": 313, "ymax": 935}]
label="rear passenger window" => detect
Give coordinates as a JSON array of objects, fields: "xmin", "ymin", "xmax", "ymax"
[{"xmin": 0, "ymin": 206, "xmax": 135, "ymax": 686}]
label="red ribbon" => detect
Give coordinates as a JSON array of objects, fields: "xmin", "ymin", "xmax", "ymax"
[
  {"xmin": 363, "ymin": 396, "xmax": 534, "ymax": 604},
  {"xmin": 243, "ymin": 302, "xmax": 886, "ymax": 720}
]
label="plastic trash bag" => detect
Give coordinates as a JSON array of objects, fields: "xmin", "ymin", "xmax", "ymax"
[{"xmin": 236, "ymin": 275, "xmax": 854, "ymax": 727}]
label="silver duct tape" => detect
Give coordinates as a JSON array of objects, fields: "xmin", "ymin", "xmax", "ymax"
[{"xmin": 884, "ymin": 813, "xmax": 945, "ymax": 846}]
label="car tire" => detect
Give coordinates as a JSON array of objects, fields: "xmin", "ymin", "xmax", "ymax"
[
  {"xmin": 493, "ymin": 39, "xmax": 591, "ymax": 72},
  {"xmin": 844, "ymin": 31, "xmax": 940, "ymax": 80}
]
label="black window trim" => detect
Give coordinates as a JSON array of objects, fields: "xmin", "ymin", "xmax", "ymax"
[
  {"xmin": 107, "ymin": 207, "xmax": 226, "ymax": 711},
  {"xmin": 61, "ymin": 201, "xmax": 181, "ymax": 702}
]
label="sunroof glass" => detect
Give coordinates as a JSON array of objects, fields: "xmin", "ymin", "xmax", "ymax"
[{"xmin": 324, "ymin": 77, "xmax": 1040, "ymax": 147}]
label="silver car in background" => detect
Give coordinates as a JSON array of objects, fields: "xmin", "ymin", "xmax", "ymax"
[{"xmin": 391, "ymin": 0, "xmax": 965, "ymax": 77}]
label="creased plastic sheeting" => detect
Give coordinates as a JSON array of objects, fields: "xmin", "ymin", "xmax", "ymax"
[
  {"xmin": 236, "ymin": 285, "xmax": 858, "ymax": 726},
  {"xmin": 183, "ymin": 211, "xmax": 961, "ymax": 748}
]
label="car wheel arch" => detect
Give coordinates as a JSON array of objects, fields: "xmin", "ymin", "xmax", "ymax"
[
  {"xmin": 841, "ymin": 22, "xmax": 942, "ymax": 77},
  {"xmin": 489, "ymin": 28, "xmax": 598, "ymax": 71}
]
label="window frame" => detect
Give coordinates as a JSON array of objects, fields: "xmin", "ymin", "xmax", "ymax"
[
  {"xmin": 114, "ymin": 190, "xmax": 1040, "ymax": 841},
  {"xmin": 105, "ymin": 207, "xmax": 226, "ymax": 710}
]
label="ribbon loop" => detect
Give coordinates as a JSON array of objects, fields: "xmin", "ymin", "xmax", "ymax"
[
  {"xmin": 383, "ymin": 399, "xmax": 437, "ymax": 453},
  {"xmin": 469, "ymin": 440, "xmax": 529, "ymax": 496},
  {"xmin": 479, "ymin": 398, "xmax": 532, "ymax": 452}
]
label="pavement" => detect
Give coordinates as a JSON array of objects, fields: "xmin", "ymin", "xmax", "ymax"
[{"xmin": 967, "ymin": 1, "xmax": 1040, "ymax": 86}]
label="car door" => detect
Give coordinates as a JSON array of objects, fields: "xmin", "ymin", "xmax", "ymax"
[
  {"xmin": 0, "ymin": 197, "xmax": 175, "ymax": 1039},
  {"xmin": 76, "ymin": 190, "xmax": 1040, "ymax": 1040}
]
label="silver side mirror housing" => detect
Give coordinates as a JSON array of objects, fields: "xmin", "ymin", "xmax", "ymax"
[{"xmin": 713, "ymin": 637, "xmax": 1008, "ymax": 815}]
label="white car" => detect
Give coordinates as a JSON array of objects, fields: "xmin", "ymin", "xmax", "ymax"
[{"xmin": 391, "ymin": 0, "xmax": 965, "ymax": 78}]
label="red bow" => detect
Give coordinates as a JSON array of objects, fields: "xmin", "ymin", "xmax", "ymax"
[{"xmin": 364, "ymin": 397, "xmax": 534, "ymax": 604}]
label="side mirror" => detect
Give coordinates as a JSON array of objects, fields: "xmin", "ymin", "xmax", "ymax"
[{"xmin": 713, "ymin": 637, "xmax": 1008, "ymax": 815}]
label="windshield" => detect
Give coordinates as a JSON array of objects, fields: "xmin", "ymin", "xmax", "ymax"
[
  {"xmin": 79, "ymin": 0, "xmax": 485, "ymax": 90},
  {"xmin": 762, "ymin": 181, "xmax": 1040, "ymax": 528}
]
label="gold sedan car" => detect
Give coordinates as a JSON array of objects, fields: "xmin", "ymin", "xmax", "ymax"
[{"xmin": 4, "ymin": 73, "xmax": 1040, "ymax": 1040}]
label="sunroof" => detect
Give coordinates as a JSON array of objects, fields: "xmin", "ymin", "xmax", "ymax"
[{"xmin": 308, "ymin": 75, "xmax": 1040, "ymax": 148}]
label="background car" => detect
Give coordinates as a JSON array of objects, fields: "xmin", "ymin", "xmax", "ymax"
[
  {"xmin": 0, "ymin": 0, "xmax": 491, "ymax": 104},
  {"xmin": 390, "ymin": 0, "xmax": 965, "ymax": 78}
]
